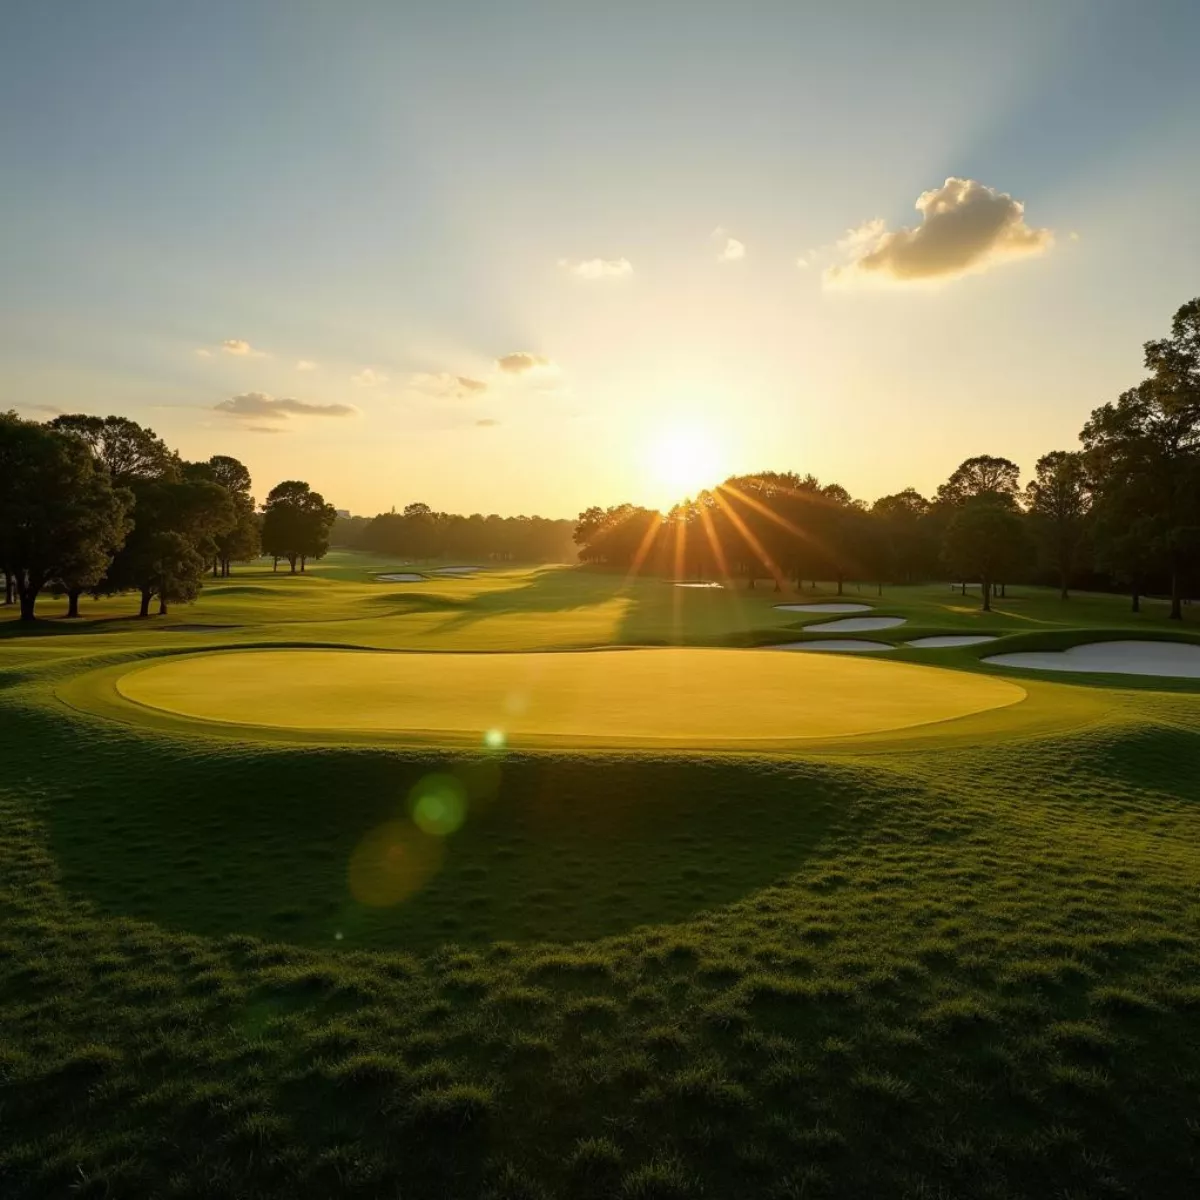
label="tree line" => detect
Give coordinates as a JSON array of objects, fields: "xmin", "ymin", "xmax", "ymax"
[
  {"xmin": 338, "ymin": 505, "xmax": 577, "ymax": 564},
  {"xmin": 0, "ymin": 413, "xmax": 338, "ymax": 621},
  {"xmin": 574, "ymin": 297, "xmax": 1200, "ymax": 616}
]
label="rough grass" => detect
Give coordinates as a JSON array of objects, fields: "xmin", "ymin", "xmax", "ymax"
[{"xmin": 3, "ymin": 558, "xmax": 1200, "ymax": 1197}]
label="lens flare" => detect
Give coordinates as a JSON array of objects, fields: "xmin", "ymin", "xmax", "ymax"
[
  {"xmin": 484, "ymin": 728, "xmax": 506, "ymax": 749},
  {"xmin": 348, "ymin": 819, "xmax": 444, "ymax": 907},
  {"xmin": 410, "ymin": 773, "xmax": 468, "ymax": 836}
]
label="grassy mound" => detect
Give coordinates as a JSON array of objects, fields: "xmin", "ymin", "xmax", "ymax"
[
  {"xmin": 5, "ymin": 559, "xmax": 1200, "ymax": 1197},
  {"xmin": 109, "ymin": 646, "xmax": 1025, "ymax": 747}
]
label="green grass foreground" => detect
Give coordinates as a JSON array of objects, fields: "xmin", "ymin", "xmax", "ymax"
[{"xmin": 3, "ymin": 557, "xmax": 1200, "ymax": 1198}]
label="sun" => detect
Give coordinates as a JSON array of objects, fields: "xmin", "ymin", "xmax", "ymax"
[{"xmin": 643, "ymin": 424, "xmax": 724, "ymax": 505}]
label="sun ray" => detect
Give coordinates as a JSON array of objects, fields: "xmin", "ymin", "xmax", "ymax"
[
  {"xmin": 621, "ymin": 511, "xmax": 665, "ymax": 588},
  {"xmin": 710, "ymin": 489, "xmax": 790, "ymax": 592}
]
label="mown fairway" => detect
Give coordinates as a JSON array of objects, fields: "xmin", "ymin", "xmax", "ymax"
[{"xmin": 4, "ymin": 557, "xmax": 1200, "ymax": 1198}]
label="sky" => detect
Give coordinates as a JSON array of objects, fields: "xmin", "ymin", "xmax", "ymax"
[{"xmin": 2, "ymin": 0, "xmax": 1199, "ymax": 517}]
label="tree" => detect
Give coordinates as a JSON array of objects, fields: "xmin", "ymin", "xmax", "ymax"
[
  {"xmin": 105, "ymin": 479, "xmax": 235, "ymax": 616},
  {"xmin": 872, "ymin": 489, "xmax": 936, "ymax": 583},
  {"xmin": 185, "ymin": 455, "xmax": 260, "ymax": 576},
  {"xmin": 1025, "ymin": 451, "xmax": 1091, "ymax": 600},
  {"xmin": 261, "ymin": 481, "xmax": 337, "ymax": 573},
  {"xmin": 0, "ymin": 414, "xmax": 131, "ymax": 621},
  {"xmin": 941, "ymin": 497, "xmax": 1029, "ymax": 612},
  {"xmin": 936, "ymin": 455, "xmax": 1022, "ymax": 507},
  {"xmin": 1083, "ymin": 380, "xmax": 1200, "ymax": 620},
  {"xmin": 48, "ymin": 414, "xmax": 177, "ymax": 483}
]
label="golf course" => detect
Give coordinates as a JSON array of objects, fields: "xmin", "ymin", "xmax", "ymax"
[{"xmin": 4, "ymin": 555, "xmax": 1200, "ymax": 1197}]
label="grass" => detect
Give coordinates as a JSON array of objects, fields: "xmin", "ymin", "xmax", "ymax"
[
  {"xmin": 3, "ymin": 555, "xmax": 1200, "ymax": 1196},
  {"xmin": 107, "ymin": 645, "xmax": 1024, "ymax": 746}
]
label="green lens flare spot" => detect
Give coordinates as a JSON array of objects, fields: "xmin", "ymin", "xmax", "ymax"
[{"xmin": 409, "ymin": 773, "xmax": 468, "ymax": 837}]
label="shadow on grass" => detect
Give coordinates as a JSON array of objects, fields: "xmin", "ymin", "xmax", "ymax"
[{"xmin": 34, "ymin": 701, "xmax": 862, "ymax": 952}]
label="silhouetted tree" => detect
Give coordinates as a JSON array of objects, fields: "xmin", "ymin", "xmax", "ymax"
[
  {"xmin": 261, "ymin": 481, "xmax": 337, "ymax": 573},
  {"xmin": 0, "ymin": 413, "xmax": 132, "ymax": 621},
  {"xmin": 942, "ymin": 497, "xmax": 1029, "ymax": 612},
  {"xmin": 1025, "ymin": 451, "xmax": 1091, "ymax": 599}
]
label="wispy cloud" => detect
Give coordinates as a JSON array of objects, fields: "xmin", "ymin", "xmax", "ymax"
[
  {"xmin": 16, "ymin": 402, "xmax": 66, "ymax": 416},
  {"xmin": 476, "ymin": 418, "xmax": 500, "ymax": 427},
  {"xmin": 296, "ymin": 359, "xmax": 317, "ymax": 371},
  {"xmin": 496, "ymin": 352, "xmax": 552, "ymax": 375},
  {"xmin": 824, "ymin": 178, "xmax": 1054, "ymax": 288},
  {"xmin": 408, "ymin": 372, "xmax": 489, "ymax": 398},
  {"xmin": 245, "ymin": 425, "xmax": 287, "ymax": 434},
  {"xmin": 221, "ymin": 338, "xmax": 267, "ymax": 357},
  {"xmin": 214, "ymin": 392, "xmax": 358, "ymax": 422},
  {"xmin": 558, "ymin": 256, "xmax": 634, "ymax": 279},
  {"xmin": 350, "ymin": 367, "xmax": 387, "ymax": 387}
]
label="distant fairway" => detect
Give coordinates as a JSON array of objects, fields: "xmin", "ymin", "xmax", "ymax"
[{"xmin": 115, "ymin": 646, "xmax": 1027, "ymax": 745}]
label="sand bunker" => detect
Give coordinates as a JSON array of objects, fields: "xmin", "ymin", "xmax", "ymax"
[
  {"xmin": 674, "ymin": 581, "xmax": 723, "ymax": 589},
  {"xmin": 114, "ymin": 646, "xmax": 1022, "ymax": 746},
  {"xmin": 773, "ymin": 640, "xmax": 895, "ymax": 653},
  {"xmin": 375, "ymin": 573, "xmax": 426, "ymax": 582},
  {"xmin": 807, "ymin": 617, "xmax": 906, "ymax": 633},
  {"xmin": 433, "ymin": 566, "xmax": 480, "ymax": 575},
  {"xmin": 908, "ymin": 636, "xmax": 999, "ymax": 648},
  {"xmin": 774, "ymin": 603, "xmax": 872, "ymax": 614},
  {"xmin": 984, "ymin": 640, "xmax": 1200, "ymax": 679}
]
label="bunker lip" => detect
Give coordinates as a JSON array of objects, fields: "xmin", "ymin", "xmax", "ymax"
[
  {"xmin": 908, "ymin": 635, "xmax": 999, "ymax": 648},
  {"xmin": 773, "ymin": 639, "xmax": 895, "ymax": 653},
  {"xmin": 375, "ymin": 573, "xmax": 426, "ymax": 582},
  {"xmin": 806, "ymin": 616, "xmax": 906, "ymax": 633},
  {"xmin": 984, "ymin": 640, "xmax": 1200, "ymax": 679},
  {"xmin": 102, "ymin": 646, "xmax": 1025, "ymax": 748},
  {"xmin": 774, "ymin": 603, "xmax": 872, "ymax": 614}
]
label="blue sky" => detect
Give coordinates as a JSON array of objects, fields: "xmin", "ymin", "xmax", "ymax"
[{"xmin": 2, "ymin": 1, "xmax": 1198, "ymax": 515}]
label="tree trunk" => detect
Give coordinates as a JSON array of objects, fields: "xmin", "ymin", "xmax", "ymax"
[
  {"xmin": 139, "ymin": 589, "xmax": 152, "ymax": 618},
  {"xmin": 1170, "ymin": 571, "xmax": 1183, "ymax": 620},
  {"xmin": 748, "ymin": 577, "xmax": 755, "ymax": 589},
  {"xmin": 159, "ymin": 597, "xmax": 168, "ymax": 615},
  {"xmin": 1131, "ymin": 587, "xmax": 1140, "ymax": 614},
  {"xmin": 212, "ymin": 559, "xmax": 219, "ymax": 577},
  {"xmin": 272, "ymin": 557, "xmax": 279, "ymax": 572},
  {"xmin": 1060, "ymin": 564, "xmax": 1069, "ymax": 601},
  {"xmin": 288, "ymin": 556, "xmax": 297, "ymax": 574},
  {"xmin": 877, "ymin": 580, "xmax": 883, "ymax": 596},
  {"xmin": 961, "ymin": 582, "xmax": 967, "ymax": 596},
  {"xmin": 66, "ymin": 588, "xmax": 82, "ymax": 618},
  {"xmin": 981, "ymin": 577, "xmax": 992, "ymax": 612},
  {"xmin": 300, "ymin": 556, "xmax": 307, "ymax": 573},
  {"xmin": 17, "ymin": 578, "xmax": 38, "ymax": 622},
  {"xmin": 836, "ymin": 578, "xmax": 844, "ymax": 596}
]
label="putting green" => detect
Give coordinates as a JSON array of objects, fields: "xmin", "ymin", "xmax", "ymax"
[{"xmin": 113, "ymin": 647, "xmax": 1026, "ymax": 747}]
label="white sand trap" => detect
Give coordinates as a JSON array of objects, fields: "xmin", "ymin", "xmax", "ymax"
[
  {"xmin": 984, "ymin": 640, "xmax": 1200, "ymax": 679},
  {"xmin": 375, "ymin": 573, "xmax": 426, "ymax": 582},
  {"xmin": 807, "ymin": 616, "xmax": 906, "ymax": 633},
  {"xmin": 433, "ymin": 565, "xmax": 481, "ymax": 575},
  {"xmin": 774, "ymin": 603, "xmax": 872, "ymax": 614},
  {"xmin": 774, "ymin": 639, "xmax": 895, "ymax": 653},
  {"xmin": 674, "ymin": 581, "xmax": 724, "ymax": 589},
  {"xmin": 907, "ymin": 636, "xmax": 999, "ymax": 649}
]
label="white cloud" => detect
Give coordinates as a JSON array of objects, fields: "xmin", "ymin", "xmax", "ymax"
[
  {"xmin": 221, "ymin": 338, "xmax": 267, "ymax": 357},
  {"xmin": 496, "ymin": 352, "xmax": 552, "ymax": 375},
  {"xmin": 350, "ymin": 367, "xmax": 387, "ymax": 387},
  {"xmin": 194, "ymin": 348, "xmax": 212, "ymax": 358},
  {"xmin": 296, "ymin": 359, "xmax": 317, "ymax": 371},
  {"xmin": 214, "ymin": 392, "xmax": 358, "ymax": 421},
  {"xmin": 795, "ymin": 256, "xmax": 810, "ymax": 269},
  {"xmin": 824, "ymin": 178, "xmax": 1054, "ymax": 288},
  {"xmin": 558, "ymin": 256, "xmax": 634, "ymax": 279},
  {"xmin": 718, "ymin": 237, "xmax": 745, "ymax": 262}
]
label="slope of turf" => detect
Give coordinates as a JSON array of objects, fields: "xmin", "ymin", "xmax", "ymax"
[
  {"xmin": 110, "ymin": 646, "xmax": 1025, "ymax": 746},
  {"xmin": 4, "ymin": 558, "xmax": 1200, "ymax": 1198}
]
